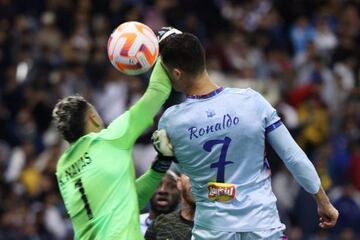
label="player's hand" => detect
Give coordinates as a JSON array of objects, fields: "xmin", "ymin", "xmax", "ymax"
[
  {"xmin": 151, "ymin": 130, "xmax": 176, "ymax": 173},
  {"xmin": 315, "ymin": 187, "xmax": 339, "ymax": 228},
  {"xmin": 317, "ymin": 202, "xmax": 339, "ymax": 228},
  {"xmin": 151, "ymin": 129, "xmax": 174, "ymax": 157},
  {"xmin": 156, "ymin": 26, "xmax": 182, "ymax": 43}
]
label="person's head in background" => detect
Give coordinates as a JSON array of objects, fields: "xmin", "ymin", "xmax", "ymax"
[
  {"xmin": 159, "ymin": 33, "xmax": 214, "ymax": 95},
  {"xmin": 52, "ymin": 95, "xmax": 104, "ymax": 143},
  {"xmin": 150, "ymin": 171, "xmax": 180, "ymax": 219}
]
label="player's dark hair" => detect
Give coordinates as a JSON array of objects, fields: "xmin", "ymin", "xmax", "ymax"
[
  {"xmin": 160, "ymin": 33, "xmax": 205, "ymax": 76},
  {"xmin": 52, "ymin": 95, "xmax": 89, "ymax": 143}
]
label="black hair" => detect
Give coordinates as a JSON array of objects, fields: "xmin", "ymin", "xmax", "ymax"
[
  {"xmin": 52, "ymin": 95, "xmax": 89, "ymax": 143},
  {"xmin": 159, "ymin": 33, "xmax": 206, "ymax": 76}
]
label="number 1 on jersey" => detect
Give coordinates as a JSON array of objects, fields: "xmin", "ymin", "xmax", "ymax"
[
  {"xmin": 203, "ymin": 137, "xmax": 233, "ymax": 183},
  {"xmin": 75, "ymin": 178, "xmax": 93, "ymax": 220}
]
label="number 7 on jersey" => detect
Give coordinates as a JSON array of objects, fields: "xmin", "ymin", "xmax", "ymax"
[{"xmin": 203, "ymin": 137, "xmax": 233, "ymax": 183}]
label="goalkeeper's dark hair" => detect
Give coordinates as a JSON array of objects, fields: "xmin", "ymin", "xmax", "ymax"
[
  {"xmin": 52, "ymin": 95, "xmax": 89, "ymax": 143},
  {"xmin": 159, "ymin": 33, "xmax": 206, "ymax": 76}
]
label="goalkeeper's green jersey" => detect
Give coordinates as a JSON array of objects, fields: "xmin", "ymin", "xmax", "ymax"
[{"xmin": 55, "ymin": 61, "xmax": 171, "ymax": 240}]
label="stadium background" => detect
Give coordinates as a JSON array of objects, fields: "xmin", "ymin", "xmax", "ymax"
[{"xmin": 0, "ymin": 0, "xmax": 359, "ymax": 239}]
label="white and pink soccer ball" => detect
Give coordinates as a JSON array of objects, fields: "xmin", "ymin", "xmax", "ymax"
[{"xmin": 107, "ymin": 21, "xmax": 159, "ymax": 75}]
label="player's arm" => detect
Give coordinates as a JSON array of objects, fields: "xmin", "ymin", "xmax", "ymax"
[
  {"xmin": 136, "ymin": 154, "xmax": 173, "ymax": 210},
  {"xmin": 98, "ymin": 60, "xmax": 171, "ymax": 147},
  {"xmin": 125, "ymin": 60, "xmax": 171, "ymax": 146},
  {"xmin": 254, "ymin": 88, "xmax": 320, "ymax": 193},
  {"xmin": 315, "ymin": 186, "xmax": 339, "ymax": 228},
  {"xmin": 267, "ymin": 123, "xmax": 321, "ymax": 193},
  {"xmin": 136, "ymin": 169, "xmax": 165, "ymax": 210},
  {"xmin": 267, "ymin": 123, "xmax": 338, "ymax": 228},
  {"xmin": 127, "ymin": 26, "xmax": 181, "ymax": 146},
  {"xmin": 253, "ymin": 88, "xmax": 338, "ymax": 228}
]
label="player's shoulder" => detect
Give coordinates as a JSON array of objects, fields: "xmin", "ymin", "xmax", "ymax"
[
  {"xmin": 97, "ymin": 111, "xmax": 130, "ymax": 141},
  {"xmin": 161, "ymin": 88, "xmax": 260, "ymax": 116},
  {"xmin": 160, "ymin": 103, "xmax": 185, "ymax": 121},
  {"xmin": 56, "ymin": 134, "xmax": 95, "ymax": 172},
  {"xmin": 226, "ymin": 88, "xmax": 268, "ymax": 105},
  {"xmin": 56, "ymin": 153, "xmax": 67, "ymax": 174},
  {"xmin": 224, "ymin": 87, "xmax": 260, "ymax": 97}
]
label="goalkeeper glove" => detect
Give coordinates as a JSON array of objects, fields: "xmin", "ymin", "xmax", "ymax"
[
  {"xmin": 152, "ymin": 129, "xmax": 174, "ymax": 157},
  {"xmin": 151, "ymin": 129, "xmax": 175, "ymax": 173},
  {"xmin": 156, "ymin": 26, "xmax": 182, "ymax": 43},
  {"xmin": 151, "ymin": 154, "xmax": 173, "ymax": 173}
]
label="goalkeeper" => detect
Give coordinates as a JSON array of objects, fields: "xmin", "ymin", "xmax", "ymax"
[{"xmin": 52, "ymin": 60, "xmax": 173, "ymax": 240}]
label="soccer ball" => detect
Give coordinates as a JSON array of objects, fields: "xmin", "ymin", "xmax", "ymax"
[{"xmin": 107, "ymin": 21, "xmax": 159, "ymax": 75}]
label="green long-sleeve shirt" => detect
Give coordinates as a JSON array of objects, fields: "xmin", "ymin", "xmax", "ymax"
[{"xmin": 55, "ymin": 60, "xmax": 171, "ymax": 240}]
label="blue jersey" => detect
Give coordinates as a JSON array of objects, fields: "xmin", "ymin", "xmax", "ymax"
[{"xmin": 159, "ymin": 88, "xmax": 320, "ymax": 231}]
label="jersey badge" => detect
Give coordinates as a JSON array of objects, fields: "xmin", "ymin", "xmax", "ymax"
[{"xmin": 206, "ymin": 109, "xmax": 216, "ymax": 118}]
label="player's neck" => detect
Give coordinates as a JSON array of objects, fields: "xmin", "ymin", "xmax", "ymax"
[{"xmin": 184, "ymin": 71, "xmax": 219, "ymax": 96}]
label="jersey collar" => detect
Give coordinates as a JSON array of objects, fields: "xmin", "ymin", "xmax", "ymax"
[{"xmin": 186, "ymin": 87, "xmax": 224, "ymax": 99}]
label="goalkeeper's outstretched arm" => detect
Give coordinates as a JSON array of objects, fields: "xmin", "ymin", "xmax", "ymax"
[
  {"xmin": 136, "ymin": 169, "xmax": 165, "ymax": 210},
  {"xmin": 135, "ymin": 154, "xmax": 173, "ymax": 210},
  {"xmin": 125, "ymin": 60, "xmax": 172, "ymax": 147}
]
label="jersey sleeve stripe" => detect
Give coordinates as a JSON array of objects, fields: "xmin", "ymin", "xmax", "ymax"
[{"xmin": 265, "ymin": 120, "xmax": 283, "ymax": 135}]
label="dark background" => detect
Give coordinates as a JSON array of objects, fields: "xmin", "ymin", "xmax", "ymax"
[{"xmin": 0, "ymin": 0, "xmax": 359, "ymax": 239}]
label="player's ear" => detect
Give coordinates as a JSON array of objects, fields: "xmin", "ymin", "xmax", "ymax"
[
  {"xmin": 87, "ymin": 106, "xmax": 103, "ymax": 130},
  {"xmin": 173, "ymin": 68, "xmax": 181, "ymax": 80},
  {"xmin": 89, "ymin": 113, "xmax": 101, "ymax": 128}
]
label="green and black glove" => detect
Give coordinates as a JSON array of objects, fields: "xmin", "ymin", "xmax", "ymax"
[{"xmin": 151, "ymin": 129, "xmax": 175, "ymax": 173}]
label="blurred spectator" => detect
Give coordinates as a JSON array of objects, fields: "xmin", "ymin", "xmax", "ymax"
[
  {"xmin": 0, "ymin": 0, "xmax": 359, "ymax": 239},
  {"xmin": 140, "ymin": 171, "xmax": 180, "ymax": 234},
  {"xmin": 329, "ymin": 122, "xmax": 354, "ymax": 186},
  {"xmin": 313, "ymin": 18, "xmax": 337, "ymax": 59},
  {"xmin": 296, "ymin": 93, "xmax": 329, "ymax": 155},
  {"xmin": 145, "ymin": 174, "xmax": 195, "ymax": 240},
  {"xmin": 333, "ymin": 57, "xmax": 356, "ymax": 96},
  {"xmin": 313, "ymin": 145, "xmax": 333, "ymax": 191},
  {"xmin": 93, "ymin": 68, "xmax": 128, "ymax": 125},
  {"xmin": 290, "ymin": 16, "xmax": 316, "ymax": 57},
  {"xmin": 5, "ymin": 141, "xmax": 35, "ymax": 183},
  {"xmin": 330, "ymin": 183, "xmax": 360, "ymax": 237},
  {"xmin": 272, "ymin": 166, "xmax": 299, "ymax": 230},
  {"xmin": 349, "ymin": 142, "xmax": 360, "ymax": 191},
  {"xmin": 20, "ymin": 157, "xmax": 42, "ymax": 196}
]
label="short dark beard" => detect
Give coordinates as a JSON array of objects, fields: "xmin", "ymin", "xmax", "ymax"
[
  {"xmin": 150, "ymin": 197, "xmax": 179, "ymax": 218},
  {"xmin": 150, "ymin": 203, "xmax": 178, "ymax": 218}
]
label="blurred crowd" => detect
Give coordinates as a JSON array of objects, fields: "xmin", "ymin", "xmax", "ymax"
[{"xmin": 0, "ymin": 0, "xmax": 359, "ymax": 239}]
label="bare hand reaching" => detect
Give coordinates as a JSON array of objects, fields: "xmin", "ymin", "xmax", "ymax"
[
  {"xmin": 315, "ymin": 187, "xmax": 339, "ymax": 228},
  {"xmin": 317, "ymin": 202, "xmax": 339, "ymax": 228}
]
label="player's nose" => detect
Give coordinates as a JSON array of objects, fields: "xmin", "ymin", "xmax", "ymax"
[
  {"xmin": 157, "ymin": 183, "xmax": 165, "ymax": 191},
  {"xmin": 157, "ymin": 185, "xmax": 169, "ymax": 195}
]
